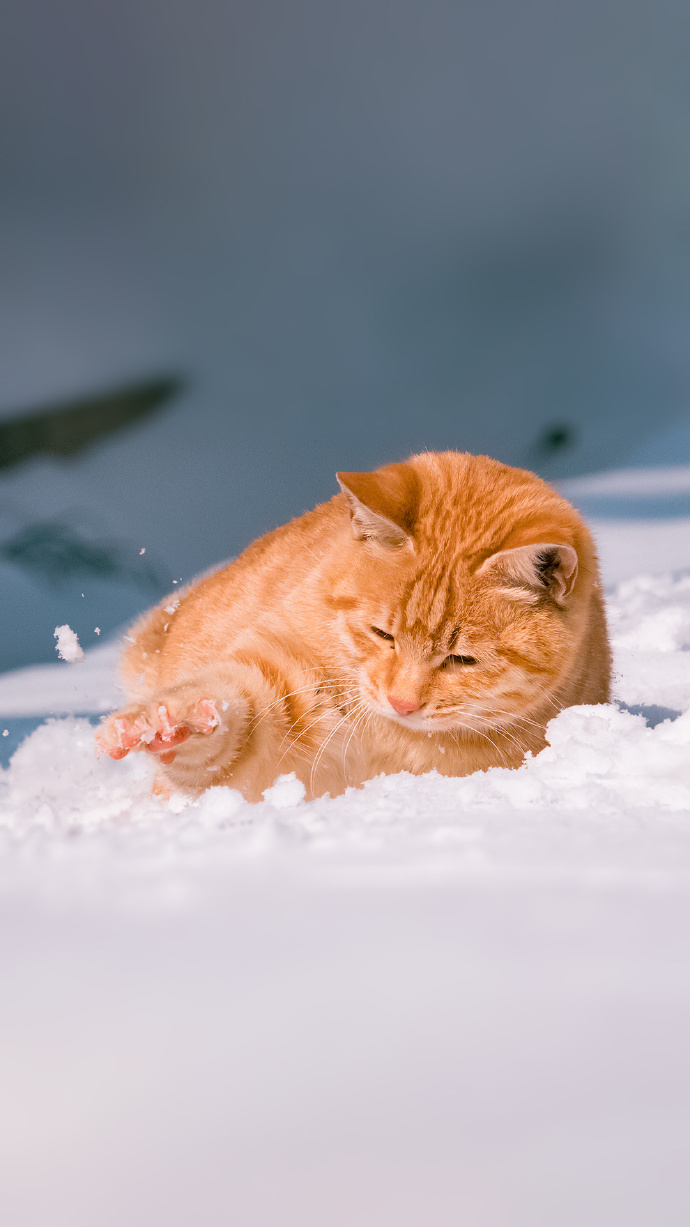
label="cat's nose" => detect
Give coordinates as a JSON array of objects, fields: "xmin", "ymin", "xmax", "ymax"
[{"xmin": 387, "ymin": 695, "xmax": 421, "ymax": 715}]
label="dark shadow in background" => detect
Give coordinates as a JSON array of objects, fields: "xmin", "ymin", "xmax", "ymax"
[{"xmin": 0, "ymin": 376, "xmax": 182, "ymax": 469}]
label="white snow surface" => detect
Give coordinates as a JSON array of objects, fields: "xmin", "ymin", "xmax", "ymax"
[
  {"xmin": 3, "ymin": 490, "xmax": 690, "ymax": 1226},
  {"xmin": 0, "ymin": 639, "xmax": 120, "ymax": 715},
  {"xmin": 560, "ymin": 462, "xmax": 690, "ymax": 497}
]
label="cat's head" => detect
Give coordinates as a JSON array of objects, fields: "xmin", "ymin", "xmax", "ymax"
[{"xmin": 328, "ymin": 451, "xmax": 598, "ymax": 733}]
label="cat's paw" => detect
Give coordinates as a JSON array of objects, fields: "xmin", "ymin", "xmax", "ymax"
[{"xmin": 96, "ymin": 697, "xmax": 220, "ymax": 765}]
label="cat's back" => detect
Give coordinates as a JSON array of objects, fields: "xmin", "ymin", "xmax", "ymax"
[
  {"xmin": 191, "ymin": 494, "xmax": 345, "ymax": 613},
  {"xmin": 122, "ymin": 495, "xmax": 347, "ymax": 690}
]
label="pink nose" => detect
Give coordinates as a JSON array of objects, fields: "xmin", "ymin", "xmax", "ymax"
[{"xmin": 387, "ymin": 695, "xmax": 421, "ymax": 715}]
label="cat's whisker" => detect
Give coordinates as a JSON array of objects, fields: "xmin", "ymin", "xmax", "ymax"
[
  {"xmin": 449, "ymin": 720, "xmax": 512, "ymax": 769},
  {"xmin": 522, "ymin": 679, "xmax": 569, "ymax": 716},
  {"xmin": 245, "ymin": 678, "xmax": 353, "ymax": 737},
  {"xmin": 346, "ymin": 711, "xmax": 372, "ymax": 787},
  {"xmin": 252, "ymin": 674, "xmax": 356, "ymax": 748},
  {"xmin": 467, "ymin": 706, "xmax": 547, "ymax": 734},
  {"xmin": 464, "ymin": 707, "xmax": 530, "ymax": 745},
  {"xmin": 341, "ymin": 701, "xmax": 371, "ymax": 785},
  {"xmin": 273, "ymin": 683, "xmax": 362, "ymax": 770},
  {"xmin": 274, "ymin": 706, "xmax": 335, "ymax": 768},
  {"xmin": 474, "ymin": 714, "xmax": 533, "ymax": 760},
  {"xmin": 310, "ymin": 707, "xmax": 361, "ymax": 796}
]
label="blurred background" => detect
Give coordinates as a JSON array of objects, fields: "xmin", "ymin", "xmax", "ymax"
[{"xmin": 3, "ymin": 0, "xmax": 690, "ymax": 669}]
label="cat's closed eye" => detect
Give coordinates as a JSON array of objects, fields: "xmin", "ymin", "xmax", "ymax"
[
  {"xmin": 441, "ymin": 654, "xmax": 477, "ymax": 669},
  {"xmin": 371, "ymin": 626, "xmax": 395, "ymax": 643}
]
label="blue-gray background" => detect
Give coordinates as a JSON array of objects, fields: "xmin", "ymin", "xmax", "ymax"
[{"xmin": 3, "ymin": 0, "xmax": 690, "ymax": 670}]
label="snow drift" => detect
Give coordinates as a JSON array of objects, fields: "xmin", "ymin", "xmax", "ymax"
[{"xmin": 2, "ymin": 499, "xmax": 690, "ymax": 1227}]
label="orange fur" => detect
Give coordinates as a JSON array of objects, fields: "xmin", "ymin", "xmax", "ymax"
[{"xmin": 96, "ymin": 452, "xmax": 611, "ymax": 801}]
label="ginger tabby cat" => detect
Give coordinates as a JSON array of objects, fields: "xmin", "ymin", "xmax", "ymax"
[{"xmin": 96, "ymin": 452, "xmax": 610, "ymax": 800}]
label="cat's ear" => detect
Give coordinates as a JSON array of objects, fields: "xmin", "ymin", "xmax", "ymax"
[
  {"xmin": 336, "ymin": 465, "xmax": 417, "ymax": 548},
  {"xmin": 478, "ymin": 542, "xmax": 578, "ymax": 605}
]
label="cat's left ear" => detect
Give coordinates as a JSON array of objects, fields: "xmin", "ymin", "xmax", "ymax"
[
  {"xmin": 478, "ymin": 542, "xmax": 578, "ymax": 605},
  {"xmin": 337, "ymin": 465, "xmax": 417, "ymax": 548}
]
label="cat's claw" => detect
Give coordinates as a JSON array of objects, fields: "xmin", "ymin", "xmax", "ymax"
[{"xmin": 96, "ymin": 699, "xmax": 219, "ymax": 763}]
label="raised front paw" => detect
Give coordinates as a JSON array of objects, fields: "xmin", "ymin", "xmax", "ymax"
[{"xmin": 96, "ymin": 697, "xmax": 220, "ymax": 765}]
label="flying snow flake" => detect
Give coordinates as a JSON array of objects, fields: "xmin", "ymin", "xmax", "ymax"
[
  {"xmin": 139, "ymin": 548, "xmax": 146, "ymax": 555},
  {"xmin": 2, "ymin": 730, "xmax": 8, "ymax": 737},
  {"xmin": 53, "ymin": 625, "xmax": 85, "ymax": 663},
  {"xmin": 94, "ymin": 628, "xmax": 101, "ymax": 636}
]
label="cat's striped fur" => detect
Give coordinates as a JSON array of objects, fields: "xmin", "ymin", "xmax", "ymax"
[{"xmin": 97, "ymin": 452, "xmax": 610, "ymax": 800}]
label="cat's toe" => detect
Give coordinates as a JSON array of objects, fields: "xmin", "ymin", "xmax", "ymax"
[
  {"xmin": 95, "ymin": 714, "xmax": 141, "ymax": 760},
  {"xmin": 194, "ymin": 698, "xmax": 220, "ymax": 734},
  {"xmin": 146, "ymin": 700, "xmax": 219, "ymax": 761},
  {"xmin": 137, "ymin": 704, "xmax": 192, "ymax": 754}
]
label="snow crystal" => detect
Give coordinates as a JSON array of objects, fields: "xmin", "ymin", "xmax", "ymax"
[{"xmin": 53, "ymin": 624, "xmax": 85, "ymax": 663}]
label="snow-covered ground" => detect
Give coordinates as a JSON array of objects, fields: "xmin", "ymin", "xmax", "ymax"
[{"xmin": 2, "ymin": 468, "xmax": 690, "ymax": 1226}]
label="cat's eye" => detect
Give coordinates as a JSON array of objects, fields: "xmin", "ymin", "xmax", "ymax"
[
  {"xmin": 371, "ymin": 626, "xmax": 395, "ymax": 643},
  {"xmin": 441, "ymin": 654, "xmax": 477, "ymax": 669}
]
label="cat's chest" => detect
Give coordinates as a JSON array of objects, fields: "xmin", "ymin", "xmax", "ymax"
[
  {"xmin": 338, "ymin": 714, "xmax": 466, "ymax": 781},
  {"xmin": 339, "ymin": 715, "xmax": 524, "ymax": 783}
]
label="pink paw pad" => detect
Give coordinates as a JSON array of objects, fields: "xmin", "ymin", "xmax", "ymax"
[
  {"xmin": 96, "ymin": 698, "xmax": 220, "ymax": 764},
  {"xmin": 195, "ymin": 699, "xmax": 220, "ymax": 734},
  {"xmin": 139, "ymin": 706, "xmax": 193, "ymax": 756},
  {"xmin": 95, "ymin": 717, "xmax": 140, "ymax": 760}
]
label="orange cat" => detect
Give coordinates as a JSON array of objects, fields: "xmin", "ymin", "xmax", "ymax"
[{"xmin": 96, "ymin": 452, "xmax": 610, "ymax": 800}]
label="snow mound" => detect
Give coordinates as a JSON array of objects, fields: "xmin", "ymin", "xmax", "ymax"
[
  {"xmin": 608, "ymin": 568, "xmax": 690, "ymax": 710},
  {"xmin": 0, "ymin": 562, "xmax": 687, "ymax": 897},
  {"xmin": 609, "ymin": 571, "xmax": 690, "ymax": 653},
  {"xmin": 1, "ymin": 704, "xmax": 688, "ymax": 855},
  {"xmin": 0, "ymin": 566, "xmax": 688, "ymax": 869}
]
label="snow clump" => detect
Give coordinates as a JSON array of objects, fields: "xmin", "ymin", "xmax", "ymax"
[{"xmin": 53, "ymin": 625, "xmax": 85, "ymax": 663}]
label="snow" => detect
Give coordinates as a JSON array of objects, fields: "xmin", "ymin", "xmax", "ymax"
[
  {"xmin": 3, "ymin": 468, "xmax": 690, "ymax": 1225},
  {"xmin": 53, "ymin": 623, "xmax": 85, "ymax": 664},
  {"xmin": 560, "ymin": 463, "xmax": 690, "ymax": 498},
  {"xmin": 0, "ymin": 640, "xmax": 120, "ymax": 716}
]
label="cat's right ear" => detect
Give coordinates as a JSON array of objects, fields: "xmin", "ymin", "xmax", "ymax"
[
  {"xmin": 337, "ymin": 470, "xmax": 413, "ymax": 548},
  {"xmin": 478, "ymin": 542, "xmax": 578, "ymax": 605}
]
